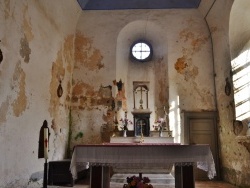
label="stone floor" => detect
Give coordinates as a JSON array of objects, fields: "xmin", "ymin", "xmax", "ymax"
[{"xmin": 48, "ymin": 173, "xmax": 239, "ymax": 188}]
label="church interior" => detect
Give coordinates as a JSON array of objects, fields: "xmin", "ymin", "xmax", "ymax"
[{"xmin": 0, "ymin": 0, "xmax": 250, "ymax": 187}]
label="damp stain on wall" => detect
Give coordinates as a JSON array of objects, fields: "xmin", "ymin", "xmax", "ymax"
[
  {"xmin": 11, "ymin": 62, "xmax": 27, "ymax": 117},
  {"xmin": 33, "ymin": 0, "xmax": 60, "ymax": 32},
  {"xmin": 175, "ymin": 23, "xmax": 210, "ymax": 78},
  {"xmin": 74, "ymin": 32, "xmax": 104, "ymax": 71},
  {"xmin": 4, "ymin": 0, "xmax": 12, "ymax": 19},
  {"xmin": 72, "ymin": 81, "xmax": 112, "ymax": 110},
  {"xmin": 19, "ymin": 35, "xmax": 31, "ymax": 63},
  {"xmin": 63, "ymin": 35, "xmax": 75, "ymax": 102},
  {"xmin": 64, "ymin": 35, "xmax": 74, "ymax": 74},
  {"xmin": 22, "ymin": 4, "xmax": 34, "ymax": 42},
  {"xmin": 179, "ymin": 28, "xmax": 209, "ymax": 55},
  {"xmin": 72, "ymin": 81, "xmax": 94, "ymax": 96},
  {"xmin": 49, "ymin": 50, "xmax": 65, "ymax": 121},
  {"xmin": 154, "ymin": 58, "xmax": 168, "ymax": 106},
  {"xmin": 0, "ymin": 98, "xmax": 9, "ymax": 125},
  {"xmin": 49, "ymin": 35, "xmax": 74, "ymax": 108},
  {"xmin": 183, "ymin": 65, "xmax": 199, "ymax": 81},
  {"xmin": 175, "ymin": 56, "xmax": 188, "ymax": 74},
  {"xmin": 49, "ymin": 35, "xmax": 75, "ymax": 134},
  {"xmin": 175, "ymin": 54, "xmax": 200, "ymax": 82}
]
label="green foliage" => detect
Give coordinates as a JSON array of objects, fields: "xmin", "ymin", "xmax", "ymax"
[{"xmin": 75, "ymin": 132, "xmax": 83, "ymax": 140}]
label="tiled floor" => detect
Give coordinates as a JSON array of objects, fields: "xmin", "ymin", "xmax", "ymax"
[
  {"xmin": 70, "ymin": 182, "xmax": 238, "ymax": 188},
  {"xmin": 48, "ymin": 173, "xmax": 238, "ymax": 188},
  {"xmin": 195, "ymin": 181, "xmax": 238, "ymax": 188},
  {"xmin": 58, "ymin": 181, "xmax": 238, "ymax": 188}
]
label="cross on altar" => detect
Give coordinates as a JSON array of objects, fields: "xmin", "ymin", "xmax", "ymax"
[
  {"xmin": 139, "ymin": 119, "xmax": 146, "ymax": 136},
  {"xmin": 137, "ymin": 86, "xmax": 147, "ymax": 109}
]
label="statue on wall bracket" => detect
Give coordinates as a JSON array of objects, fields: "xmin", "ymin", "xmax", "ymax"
[{"xmin": 113, "ymin": 79, "xmax": 127, "ymax": 111}]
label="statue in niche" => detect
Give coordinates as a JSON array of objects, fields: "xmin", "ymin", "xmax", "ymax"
[{"xmin": 113, "ymin": 79, "xmax": 127, "ymax": 111}]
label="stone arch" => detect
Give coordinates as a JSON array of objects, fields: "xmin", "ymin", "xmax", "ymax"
[{"xmin": 116, "ymin": 19, "xmax": 168, "ymax": 127}]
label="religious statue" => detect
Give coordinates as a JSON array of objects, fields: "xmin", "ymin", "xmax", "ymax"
[{"xmin": 113, "ymin": 79, "xmax": 127, "ymax": 111}]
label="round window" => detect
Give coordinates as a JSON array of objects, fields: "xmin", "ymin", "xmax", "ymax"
[{"xmin": 130, "ymin": 40, "xmax": 152, "ymax": 62}]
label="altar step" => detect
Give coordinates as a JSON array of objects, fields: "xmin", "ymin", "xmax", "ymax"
[{"xmin": 110, "ymin": 173, "xmax": 175, "ymax": 187}]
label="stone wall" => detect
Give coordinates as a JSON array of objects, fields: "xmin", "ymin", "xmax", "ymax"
[
  {"xmin": 0, "ymin": 0, "xmax": 249, "ymax": 187},
  {"xmin": 0, "ymin": 0, "xmax": 81, "ymax": 187},
  {"xmin": 71, "ymin": 8, "xmax": 215, "ymax": 146},
  {"xmin": 209, "ymin": 0, "xmax": 250, "ymax": 186}
]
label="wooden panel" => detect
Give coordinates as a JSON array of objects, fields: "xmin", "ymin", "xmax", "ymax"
[
  {"xmin": 190, "ymin": 119, "xmax": 216, "ymax": 180},
  {"xmin": 183, "ymin": 111, "xmax": 220, "ymax": 180}
]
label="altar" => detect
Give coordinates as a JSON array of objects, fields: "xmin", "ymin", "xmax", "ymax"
[
  {"xmin": 70, "ymin": 144, "xmax": 216, "ymax": 188},
  {"xmin": 110, "ymin": 136, "xmax": 174, "ymax": 143}
]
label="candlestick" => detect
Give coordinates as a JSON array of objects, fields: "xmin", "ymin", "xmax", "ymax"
[
  {"xmin": 44, "ymin": 128, "xmax": 49, "ymax": 159},
  {"xmin": 155, "ymin": 107, "xmax": 158, "ymax": 122}
]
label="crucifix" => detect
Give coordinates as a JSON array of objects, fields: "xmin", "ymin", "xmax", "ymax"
[
  {"xmin": 132, "ymin": 81, "xmax": 151, "ymax": 137},
  {"xmin": 139, "ymin": 119, "xmax": 145, "ymax": 136},
  {"xmin": 133, "ymin": 81, "xmax": 149, "ymax": 110},
  {"xmin": 137, "ymin": 86, "xmax": 147, "ymax": 109},
  {"xmin": 135, "ymin": 118, "xmax": 146, "ymax": 137},
  {"xmin": 139, "ymin": 119, "xmax": 145, "ymax": 143}
]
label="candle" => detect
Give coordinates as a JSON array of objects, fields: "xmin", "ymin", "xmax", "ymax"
[
  {"xmin": 44, "ymin": 128, "xmax": 49, "ymax": 159},
  {"xmin": 155, "ymin": 109, "xmax": 158, "ymax": 123}
]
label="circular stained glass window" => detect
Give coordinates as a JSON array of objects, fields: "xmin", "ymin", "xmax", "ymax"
[{"xmin": 130, "ymin": 40, "xmax": 152, "ymax": 62}]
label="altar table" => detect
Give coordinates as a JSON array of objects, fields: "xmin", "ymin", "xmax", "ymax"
[
  {"xmin": 110, "ymin": 136, "xmax": 174, "ymax": 143},
  {"xmin": 70, "ymin": 144, "xmax": 216, "ymax": 188}
]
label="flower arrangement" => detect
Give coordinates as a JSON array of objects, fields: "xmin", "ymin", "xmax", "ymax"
[
  {"xmin": 120, "ymin": 111, "xmax": 133, "ymax": 131},
  {"xmin": 120, "ymin": 118, "xmax": 133, "ymax": 130},
  {"xmin": 153, "ymin": 118, "xmax": 166, "ymax": 131},
  {"xmin": 123, "ymin": 175, "xmax": 153, "ymax": 188}
]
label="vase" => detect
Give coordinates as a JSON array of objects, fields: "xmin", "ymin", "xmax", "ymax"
[
  {"xmin": 123, "ymin": 130, "xmax": 127, "ymax": 137},
  {"xmin": 159, "ymin": 131, "xmax": 163, "ymax": 137}
]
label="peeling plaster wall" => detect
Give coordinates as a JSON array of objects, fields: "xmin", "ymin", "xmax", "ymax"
[
  {"xmin": 0, "ymin": 0, "xmax": 81, "ymax": 187},
  {"xmin": 72, "ymin": 9, "xmax": 216, "ymax": 145},
  {"xmin": 227, "ymin": 0, "xmax": 250, "ymax": 186},
  {"xmin": 72, "ymin": 3, "xmax": 250, "ymax": 186},
  {"xmin": 205, "ymin": 0, "xmax": 250, "ymax": 186},
  {"xmin": 0, "ymin": 0, "xmax": 249, "ymax": 187}
]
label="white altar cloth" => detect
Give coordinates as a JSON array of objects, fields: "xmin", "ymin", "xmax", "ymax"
[
  {"xmin": 110, "ymin": 136, "xmax": 174, "ymax": 143},
  {"xmin": 70, "ymin": 143, "xmax": 216, "ymax": 180}
]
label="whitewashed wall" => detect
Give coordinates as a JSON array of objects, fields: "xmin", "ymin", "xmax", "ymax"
[
  {"xmin": 0, "ymin": 0, "xmax": 249, "ymax": 187},
  {"xmin": 227, "ymin": 0, "xmax": 250, "ymax": 186},
  {"xmin": 0, "ymin": 0, "xmax": 81, "ymax": 187},
  {"xmin": 72, "ymin": 9, "xmax": 215, "ymax": 144}
]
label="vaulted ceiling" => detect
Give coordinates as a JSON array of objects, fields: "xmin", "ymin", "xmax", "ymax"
[{"xmin": 77, "ymin": 0, "xmax": 201, "ymax": 10}]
